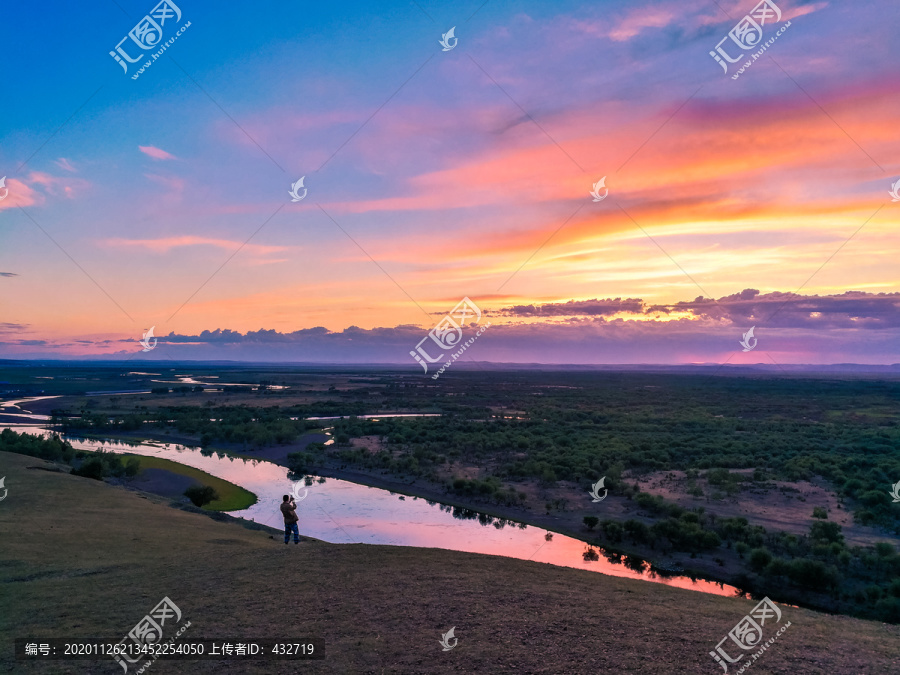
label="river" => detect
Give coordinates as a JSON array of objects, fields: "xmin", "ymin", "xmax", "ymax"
[{"xmin": 0, "ymin": 398, "xmax": 741, "ymax": 598}]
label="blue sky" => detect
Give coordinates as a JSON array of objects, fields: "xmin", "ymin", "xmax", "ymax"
[{"xmin": 1, "ymin": 0, "xmax": 899, "ymax": 364}]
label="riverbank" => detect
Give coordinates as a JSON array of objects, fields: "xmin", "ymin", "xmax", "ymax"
[
  {"xmin": 3, "ymin": 450, "xmax": 898, "ymax": 674},
  {"xmin": 116, "ymin": 455, "xmax": 258, "ymax": 511},
  {"xmin": 17, "ymin": 422, "xmax": 881, "ymax": 616},
  {"xmin": 231, "ymin": 438, "xmax": 719, "ymax": 580},
  {"xmin": 45, "ymin": 424, "xmax": 742, "ymax": 585}
]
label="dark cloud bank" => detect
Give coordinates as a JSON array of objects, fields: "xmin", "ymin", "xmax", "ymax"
[{"xmin": 3, "ymin": 290, "xmax": 900, "ymax": 364}]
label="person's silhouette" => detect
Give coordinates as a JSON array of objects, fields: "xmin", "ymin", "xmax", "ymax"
[{"xmin": 280, "ymin": 495, "xmax": 300, "ymax": 544}]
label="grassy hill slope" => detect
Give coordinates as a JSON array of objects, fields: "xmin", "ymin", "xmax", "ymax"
[{"xmin": 1, "ymin": 451, "xmax": 898, "ymax": 674}]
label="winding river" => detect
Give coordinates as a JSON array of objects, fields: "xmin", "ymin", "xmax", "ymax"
[{"xmin": 0, "ymin": 398, "xmax": 741, "ymax": 598}]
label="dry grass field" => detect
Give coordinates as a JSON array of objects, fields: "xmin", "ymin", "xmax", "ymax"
[{"xmin": 2, "ymin": 451, "xmax": 899, "ymax": 674}]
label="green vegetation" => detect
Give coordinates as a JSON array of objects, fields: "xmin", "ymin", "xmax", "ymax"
[
  {"xmin": 0, "ymin": 429, "xmax": 254, "ymax": 511},
  {"xmin": 0, "ymin": 429, "xmax": 133, "ymax": 481},
  {"xmin": 55, "ymin": 403, "xmax": 322, "ymax": 450},
  {"xmin": 9, "ymin": 366, "xmax": 900, "ymax": 623},
  {"xmin": 0, "ymin": 428, "xmax": 73, "ymax": 463},
  {"xmin": 127, "ymin": 456, "xmax": 256, "ymax": 511},
  {"xmin": 184, "ymin": 484, "xmax": 220, "ymax": 507},
  {"xmin": 70, "ymin": 449, "xmax": 140, "ymax": 481}
]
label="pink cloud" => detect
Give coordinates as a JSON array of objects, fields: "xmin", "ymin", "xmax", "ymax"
[
  {"xmin": 139, "ymin": 145, "xmax": 177, "ymax": 160},
  {"xmin": 145, "ymin": 173, "xmax": 187, "ymax": 193},
  {"xmin": 102, "ymin": 235, "xmax": 289, "ymax": 257},
  {"xmin": 54, "ymin": 158, "xmax": 76, "ymax": 172},
  {"xmin": 704, "ymin": 0, "xmax": 828, "ymax": 25},
  {"xmin": 570, "ymin": 2, "xmax": 686, "ymax": 41},
  {"xmin": 782, "ymin": 2, "xmax": 829, "ymax": 20},
  {"xmin": 22, "ymin": 171, "xmax": 90, "ymax": 200},
  {"xmin": 608, "ymin": 8, "xmax": 678, "ymax": 41},
  {"xmin": 0, "ymin": 176, "xmax": 39, "ymax": 210},
  {"xmin": 570, "ymin": 0, "xmax": 824, "ymax": 43}
]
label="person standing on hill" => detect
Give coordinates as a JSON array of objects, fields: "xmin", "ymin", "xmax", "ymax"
[{"xmin": 280, "ymin": 494, "xmax": 300, "ymax": 545}]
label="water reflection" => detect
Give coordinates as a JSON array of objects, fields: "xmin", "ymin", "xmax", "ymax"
[{"xmin": 0, "ymin": 421, "xmax": 743, "ymax": 598}]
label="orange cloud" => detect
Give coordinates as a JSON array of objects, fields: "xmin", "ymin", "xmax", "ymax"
[{"xmin": 324, "ymin": 76, "xmax": 899, "ymax": 273}]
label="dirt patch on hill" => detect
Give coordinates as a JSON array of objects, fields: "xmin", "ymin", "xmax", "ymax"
[{"xmin": 631, "ymin": 470, "xmax": 893, "ymax": 547}]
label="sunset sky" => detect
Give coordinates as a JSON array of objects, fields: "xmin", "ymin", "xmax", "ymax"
[{"xmin": 1, "ymin": 0, "xmax": 898, "ymax": 365}]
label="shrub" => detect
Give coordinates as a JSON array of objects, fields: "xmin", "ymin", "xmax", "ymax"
[
  {"xmin": 601, "ymin": 520, "xmax": 623, "ymax": 543},
  {"xmin": 583, "ymin": 516, "xmax": 599, "ymax": 531},
  {"xmin": 812, "ymin": 507, "xmax": 828, "ymax": 519},
  {"xmin": 286, "ymin": 452, "xmax": 314, "ymax": 474},
  {"xmin": 71, "ymin": 459, "xmax": 105, "ymax": 480},
  {"xmin": 787, "ymin": 559, "xmax": 839, "ymax": 589},
  {"xmin": 623, "ymin": 519, "xmax": 650, "ymax": 543},
  {"xmin": 889, "ymin": 578, "xmax": 900, "ymax": 598},
  {"xmin": 0, "ymin": 429, "xmax": 75, "ymax": 463},
  {"xmin": 749, "ymin": 547, "xmax": 773, "ymax": 572},
  {"xmin": 764, "ymin": 557, "xmax": 791, "ymax": 578},
  {"xmin": 874, "ymin": 542, "xmax": 895, "ymax": 558},
  {"xmin": 184, "ymin": 485, "xmax": 219, "ymax": 507},
  {"xmin": 875, "ymin": 597, "xmax": 900, "ymax": 622},
  {"xmin": 124, "ymin": 457, "xmax": 141, "ymax": 478},
  {"xmin": 859, "ymin": 490, "xmax": 890, "ymax": 508},
  {"xmin": 810, "ymin": 521, "xmax": 843, "ymax": 544}
]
